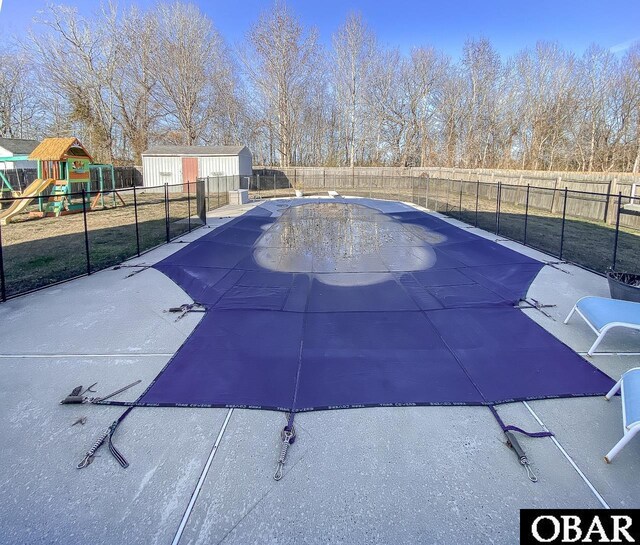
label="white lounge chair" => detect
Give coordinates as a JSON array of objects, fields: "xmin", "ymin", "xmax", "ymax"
[
  {"xmin": 604, "ymin": 367, "xmax": 640, "ymax": 462},
  {"xmin": 564, "ymin": 296, "xmax": 640, "ymax": 356}
]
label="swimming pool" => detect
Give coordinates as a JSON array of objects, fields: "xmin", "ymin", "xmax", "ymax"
[{"xmin": 122, "ymin": 198, "xmax": 612, "ymax": 412}]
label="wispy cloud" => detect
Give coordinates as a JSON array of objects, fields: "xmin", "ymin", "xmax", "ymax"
[{"xmin": 610, "ymin": 37, "xmax": 640, "ymax": 53}]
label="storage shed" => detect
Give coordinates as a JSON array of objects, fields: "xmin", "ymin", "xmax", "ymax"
[{"xmin": 141, "ymin": 145, "xmax": 252, "ymax": 190}]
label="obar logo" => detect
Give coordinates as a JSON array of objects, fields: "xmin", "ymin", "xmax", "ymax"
[{"xmin": 521, "ymin": 510, "xmax": 639, "ymax": 544}]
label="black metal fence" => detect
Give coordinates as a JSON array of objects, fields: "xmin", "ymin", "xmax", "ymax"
[
  {"xmin": 0, "ymin": 166, "xmax": 143, "ymax": 194},
  {"xmin": 0, "ymin": 181, "xmax": 206, "ymax": 301},
  {"xmin": 243, "ymin": 173, "xmax": 640, "ymax": 275},
  {"xmin": 89, "ymin": 166, "xmax": 143, "ymax": 190},
  {"xmin": 1, "ymin": 173, "xmax": 638, "ymax": 301},
  {"xmin": 417, "ymin": 178, "xmax": 639, "ymax": 275},
  {"xmin": 200, "ymin": 175, "xmax": 240, "ymax": 211}
]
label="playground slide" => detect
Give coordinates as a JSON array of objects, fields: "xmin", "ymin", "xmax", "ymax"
[{"xmin": 0, "ymin": 178, "xmax": 55, "ymax": 225}]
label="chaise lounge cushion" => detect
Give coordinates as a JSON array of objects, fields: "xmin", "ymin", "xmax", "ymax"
[
  {"xmin": 577, "ymin": 297, "xmax": 640, "ymax": 332},
  {"xmin": 622, "ymin": 368, "xmax": 640, "ymax": 429}
]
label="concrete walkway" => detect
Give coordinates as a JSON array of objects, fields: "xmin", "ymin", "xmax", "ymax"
[{"xmin": 0, "ymin": 198, "xmax": 638, "ymax": 545}]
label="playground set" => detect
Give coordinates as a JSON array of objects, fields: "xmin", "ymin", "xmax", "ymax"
[{"xmin": 0, "ymin": 137, "xmax": 121, "ymax": 225}]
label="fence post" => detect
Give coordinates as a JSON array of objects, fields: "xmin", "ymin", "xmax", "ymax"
[
  {"xmin": 133, "ymin": 185, "xmax": 141, "ymax": 256},
  {"xmin": 216, "ymin": 177, "xmax": 220, "ymax": 208},
  {"xmin": 81, "ymin": 189, "xmax": 91, "ymax": 275},
  {"xmin": 187, "ymin": 178, "xmax": 192, "ymax": 232},
  {"xmin": 382, "ymin": 170, "xmax": 386, "ymax": 200},
  {"xmin": 458, "ymin": 184, "xmax": 463, "ymax": 219},
  {"xmin": 0, "ymin": 221, "xmax": 6, "ymax": 301},
  {"xmin": 559, "ymin": 187, "xmax": 568, "ymax": 259},
  {"xmin": 495, "ymin": 182, "xmax": 501, "ymax": 234},
  {"xmin": 206, "ymin": 176, "xmax": 210, "ymax": 212},
  {"xmin": 605, "ymin": 177, "xmax": 619, "ymax": 224},
  {"xmin": 612, "ymin": 192, "xmax": 622, "ymax": 270},
  {"xmin": 523, "ymin": 184, "xmax": 530, "ymax": 246},
  {"xmin": 164, "ymin": 184, "xmax": 170, "ymax": 242},
  {"xmin": 433, "ymin": 177, "xmax": 439, "ymax": 212},
  {"xmin": 273, "ymin": 174, "xmax": 276, "ymax": 197},
  {"xmin": 603, "ymin": 178, "xmax": 613, "ymax": 223},
  {"xmin": 445, "ymin": 179, "xmax": 451, "ymax": 213},
  {"xmin": 474, "ymin": 179, "xmax": 479, "ymax": 227},
  {"xmin": 550, "ymin": 175, "xmax": 561, "ymax": 213},
  {"xmin": 425, "ymin": 174, "xmax": 430, "ymax": 209}
]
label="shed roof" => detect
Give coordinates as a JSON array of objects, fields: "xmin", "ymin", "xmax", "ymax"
[
  {"xmin": 28, "ymin": 137, "xmax": 93, "ymax": 162},
  {"xmin": 142, "ymin": 145, "xmax": 248, "ymax": 157},
  {"xmin": 0, "ymin": 138, "xmax": 39, "ymax": 156}
]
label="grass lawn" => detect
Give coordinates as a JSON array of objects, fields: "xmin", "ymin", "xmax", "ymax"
[
  {"xmin": 0, "ymin": 190, "xmax": 209, "ymax": 297},
  {"xmin": 434, "ymin": 190, "xmax": 640, "ymax": 274}
]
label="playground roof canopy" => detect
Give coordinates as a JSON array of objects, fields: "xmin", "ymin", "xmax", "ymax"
[
  {"xmin": 0, "ymin": 138, "xmax": 39, "ymax": 156},
  {"xmin": 142, "ymin": 145, "xmax": 248, "ymax": 157},
  {"xmin": 28, "ymin": 137, "xmax": 93, "ymax": 163}
]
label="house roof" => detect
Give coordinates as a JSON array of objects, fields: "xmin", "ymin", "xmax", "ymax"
[
  {"xmin": 142, "ymin": 145, "xmax": 249, "ymax": 157},
  {"xmin": 0, "ymin": 138, "xmax": 40, "ymax": 156},
  {"xmin": 28, "ymin": 137, "xmax": 93, "ymax": 162}
]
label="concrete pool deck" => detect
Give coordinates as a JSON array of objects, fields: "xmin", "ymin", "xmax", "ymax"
[{"xmin": 0, "ymin": 197, "xmax": 639, "ymax": 545}]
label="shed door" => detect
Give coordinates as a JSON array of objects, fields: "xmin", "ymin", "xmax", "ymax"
[{"xmin": 182, "ymin": 157, "xmax": 198, "ymax": 192}]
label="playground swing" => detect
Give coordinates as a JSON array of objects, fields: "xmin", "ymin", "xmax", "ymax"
[
  {"xmin": 89, "ymin": 163, "xmax": 126, "ymax": 210},
  {"xmin": 0, "ymin": 154, "xmax": 31, "ymax": 193}
]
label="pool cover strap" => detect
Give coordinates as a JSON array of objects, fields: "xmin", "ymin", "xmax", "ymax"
[
  {"xmin": 488, "ymin": 405, "xmax": 545, "ymax": 483},
  {"xmin": 504, "ymin": 430, "xmax": 539, "ymax": 483},
  {"xmin": 77, "ymin": 407, "xmax": 133, "ymax": 469},
  {"xmin": 488, "ymin": 405, "xmax": 553, "ymax": 439}
]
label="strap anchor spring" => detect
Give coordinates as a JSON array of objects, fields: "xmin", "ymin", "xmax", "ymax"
[
  {"xmin": 521, "ymin": 457, "xmax": 538, "ymax": 483},
  {"xmin": 274, "ymin": 426, "xmax": 296, "ymax": 481}
]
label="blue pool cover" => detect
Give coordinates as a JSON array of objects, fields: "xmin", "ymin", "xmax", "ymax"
[{"xmin": 136, "ymin": 198, "xmax": 613, "ymax": 411}]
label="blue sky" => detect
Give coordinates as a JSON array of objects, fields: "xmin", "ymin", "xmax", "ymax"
[{"xmin": 1, "ymin": 0, "xmax": 639, "ymax": 58}]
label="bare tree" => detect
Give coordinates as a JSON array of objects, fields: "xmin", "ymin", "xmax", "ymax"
[
  {"xmin": 511, "ymin": 43, "xmax": 577, "ymax": 170},
  {"xmin": 621, "ymin": 45, "xmax": 640, "ymax": 173},
  {"xmin": 398, "ymin": 47, "xmax": 447, "ymax": 166},
  {"xmin": 6, "ymin": 1, "xmax": 640, "ymax": 172},
  {"xmin": 107, "ymin": 4, "xmax": 160, "ymax": 162},
  {"xmin": 331, "ymin": 13, "xmax": 376, "ymax": 167},
  {"xmin": 0, "ymin": 49, "xmax": 44, "ymax": 138},
  {"xmin": 241, "ymin": 1, "xmax": 321, "ymax": 167},
  {"xmin": 28, "ymin": 4, "xmax": 118, "ymax": 161},
  {"xmin": 458, "ymin": 38, "xmax": 503, "ymax": 168},
  {"xmin": 150, "ymin": 2, "xmax": 235, "ymax": 146},
  {"xmin": 435, "ymin": 63, "xmax": 465, "ymax": 167},
  {"xmin": 366, "ymin": 48, "xmax": 403, "ymax": 164}
]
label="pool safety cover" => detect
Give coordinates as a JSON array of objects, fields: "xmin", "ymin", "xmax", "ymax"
[{"xmin": 138, "ymin": 198, "xmax": 613, "ymax": 411}]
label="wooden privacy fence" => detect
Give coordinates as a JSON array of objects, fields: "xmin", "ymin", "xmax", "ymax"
[
  {"xmin": 255, "ymin": 165, "xmax": 639, "ymax": 190},
  {"xmin": 254, "ymin": 167, "xmax": 640, "ymax": 229}
]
